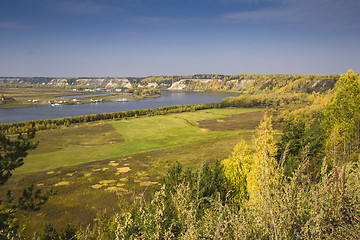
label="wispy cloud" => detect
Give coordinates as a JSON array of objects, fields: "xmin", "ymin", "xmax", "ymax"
[
  {"xmin": 44, "ymin": 0, "xmax": 123, "ymax": 15},
  {"xmin": 224, "ymin": 7, "xmax": 289, "ymax": 22},
  {"xmin": 223, "ymin": 0, "xmax": 360, "ymax": 30},
  {"xmin": 135, "ymin": 16, "xmax": 210, "ymax": 24},
  {"xmin": 0, "ymin": 21, "xmax": 31, "ymax": 29}
]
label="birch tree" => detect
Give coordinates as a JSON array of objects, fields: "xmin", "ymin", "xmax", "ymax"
[{"xmin": 325, "ymin": 70, "xmax": 360, "ymax": 164}]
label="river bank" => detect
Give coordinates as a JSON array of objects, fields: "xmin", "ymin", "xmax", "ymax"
[
  {"xmin": 0, "ymin": 87, "xmax": 163, "ymax": 109},
  {"xmin": 0, "ymin": 90, "xmax": 237, "ymax": 123}
]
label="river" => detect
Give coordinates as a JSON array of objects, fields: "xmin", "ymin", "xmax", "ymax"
[{"xmin": 0, "ymin": 91, "xmax": 237, "ymax": 123}]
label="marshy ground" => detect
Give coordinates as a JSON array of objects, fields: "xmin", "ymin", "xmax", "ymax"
[{"xmin": 1, "ymin": 108, "xmax": 277, "ymax": 236}]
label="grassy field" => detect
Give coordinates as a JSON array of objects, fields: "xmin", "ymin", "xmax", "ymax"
[
  {"xmin": 14, "ymin": 108, "xmax": 261, "ymax": 175},
  {"xmin": 1, "ymin": 107, "xmax": 274, "ymax": 236}
]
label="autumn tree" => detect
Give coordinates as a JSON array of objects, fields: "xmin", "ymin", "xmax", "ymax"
[
  {"xmin": 325, "ymin": 70, "xmax": 360, "ymax": 164},
  {"xmin": 222, "ymin": 140, "xmax": 252, "ymax": 203},
  {"xmin": 247, "ymin": 113, "xmax": 278, "ymax": 201},
  {"xmin": 223, "ymin": 113, "xmax": 278, "ymax": 203}
]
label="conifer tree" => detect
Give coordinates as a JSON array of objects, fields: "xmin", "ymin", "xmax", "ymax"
[{"xmin": 0, "ymin": 130, "xmax": 37, "ymax": 185}]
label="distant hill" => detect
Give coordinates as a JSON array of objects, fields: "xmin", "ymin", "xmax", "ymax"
[
  {"xmin": 0, "ymin": 77, "xmax": 133, "ymax": 89},
  {"xmin": 0, "ymin": 74, "xmax": 339, "ymax": 93},
  {"xmin": 140, "ymin": 74, "xmax": 339, "ymax": 93}
]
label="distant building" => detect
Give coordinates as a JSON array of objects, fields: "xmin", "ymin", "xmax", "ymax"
[
  {"xmin": 1, "ymin": 96, "xmax": 15, "ymax": 101},
  {"xmin": 94, "ymin": 88, "xmax": 107, "ymax": 92}
]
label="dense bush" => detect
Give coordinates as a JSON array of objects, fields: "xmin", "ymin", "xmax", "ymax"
[
  {"xmin": 220, "ymin": 92, "xmax": 308, "ymax": 109},
  {"xmin": 73, "ymin": 159, "xmax": 359, "ymax": 239}
]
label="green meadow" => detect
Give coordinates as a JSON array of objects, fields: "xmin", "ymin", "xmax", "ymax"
[
  {"xmin": 15, "ymin": 108, "xmax": 261, "ymax": 175},
  {"xmin": 3, "ymin": 107, "xmax": 268, "ymax": 235}
]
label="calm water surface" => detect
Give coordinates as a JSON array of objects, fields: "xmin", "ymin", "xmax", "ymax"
[{"xmin": 0, "ymin": 91, "xmax": 237, "ymax": 123}]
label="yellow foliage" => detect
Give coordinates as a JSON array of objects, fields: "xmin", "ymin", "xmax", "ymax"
[
  {"xmin": 223, "ymin": 113, "xmax": 278, "ymax": 204},
  {"xmin": 248, "ymin": 113, "xmax": 277, "ymax": 202},
  {"xmin": 222, "ymin": 140, "xmax": 253, "ymax": 203}
]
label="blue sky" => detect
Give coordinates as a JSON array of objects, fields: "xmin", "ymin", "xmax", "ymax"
[{"xmin": 0, "ymin": 0, "xmax": 359, "ymax": 77}]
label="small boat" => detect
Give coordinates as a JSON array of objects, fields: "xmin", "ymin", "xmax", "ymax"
[{"xmin": 117, "ymin": 98, "xmax": 128, "ymax": 102}]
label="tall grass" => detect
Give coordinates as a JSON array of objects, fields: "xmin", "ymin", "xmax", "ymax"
[{"xmin": 78, "ymin": 156, "xmax": 360, "ymax": 239}]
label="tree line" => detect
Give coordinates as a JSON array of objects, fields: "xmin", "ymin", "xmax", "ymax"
[{"xmin": 0, "ymin": 93, "xmax": 309, "ymax": 135}]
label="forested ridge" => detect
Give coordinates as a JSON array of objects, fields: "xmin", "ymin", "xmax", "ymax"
[
  {"xmin": 1, "ymin": 70, "xmax": 359, "ymax": 239},
  {"xmin": 1, "ymin": 74, "xmax": 338, "ymax": 93},
  {"xmin": 142, "ymin": 74, "xmax": 338, "ymax": 93}
]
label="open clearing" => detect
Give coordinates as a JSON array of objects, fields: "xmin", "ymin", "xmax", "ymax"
[
  {"xmin": 2, "ymin": 107, "xmax": 275, "ymax": 236},
  {"xmin": 14, "ymin": 108, "xmax": 262, "ymax": 175},
  {"xmin": 198, "ymin": 111, "xmax": 265, "ymax": 131},
  {"xmin": 198, "ymin": 111, "xmax": 282, "ymax": 131},
  {"xmin": 5, "ymin": 134, "xmax": 250, "ymax": 236}
]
